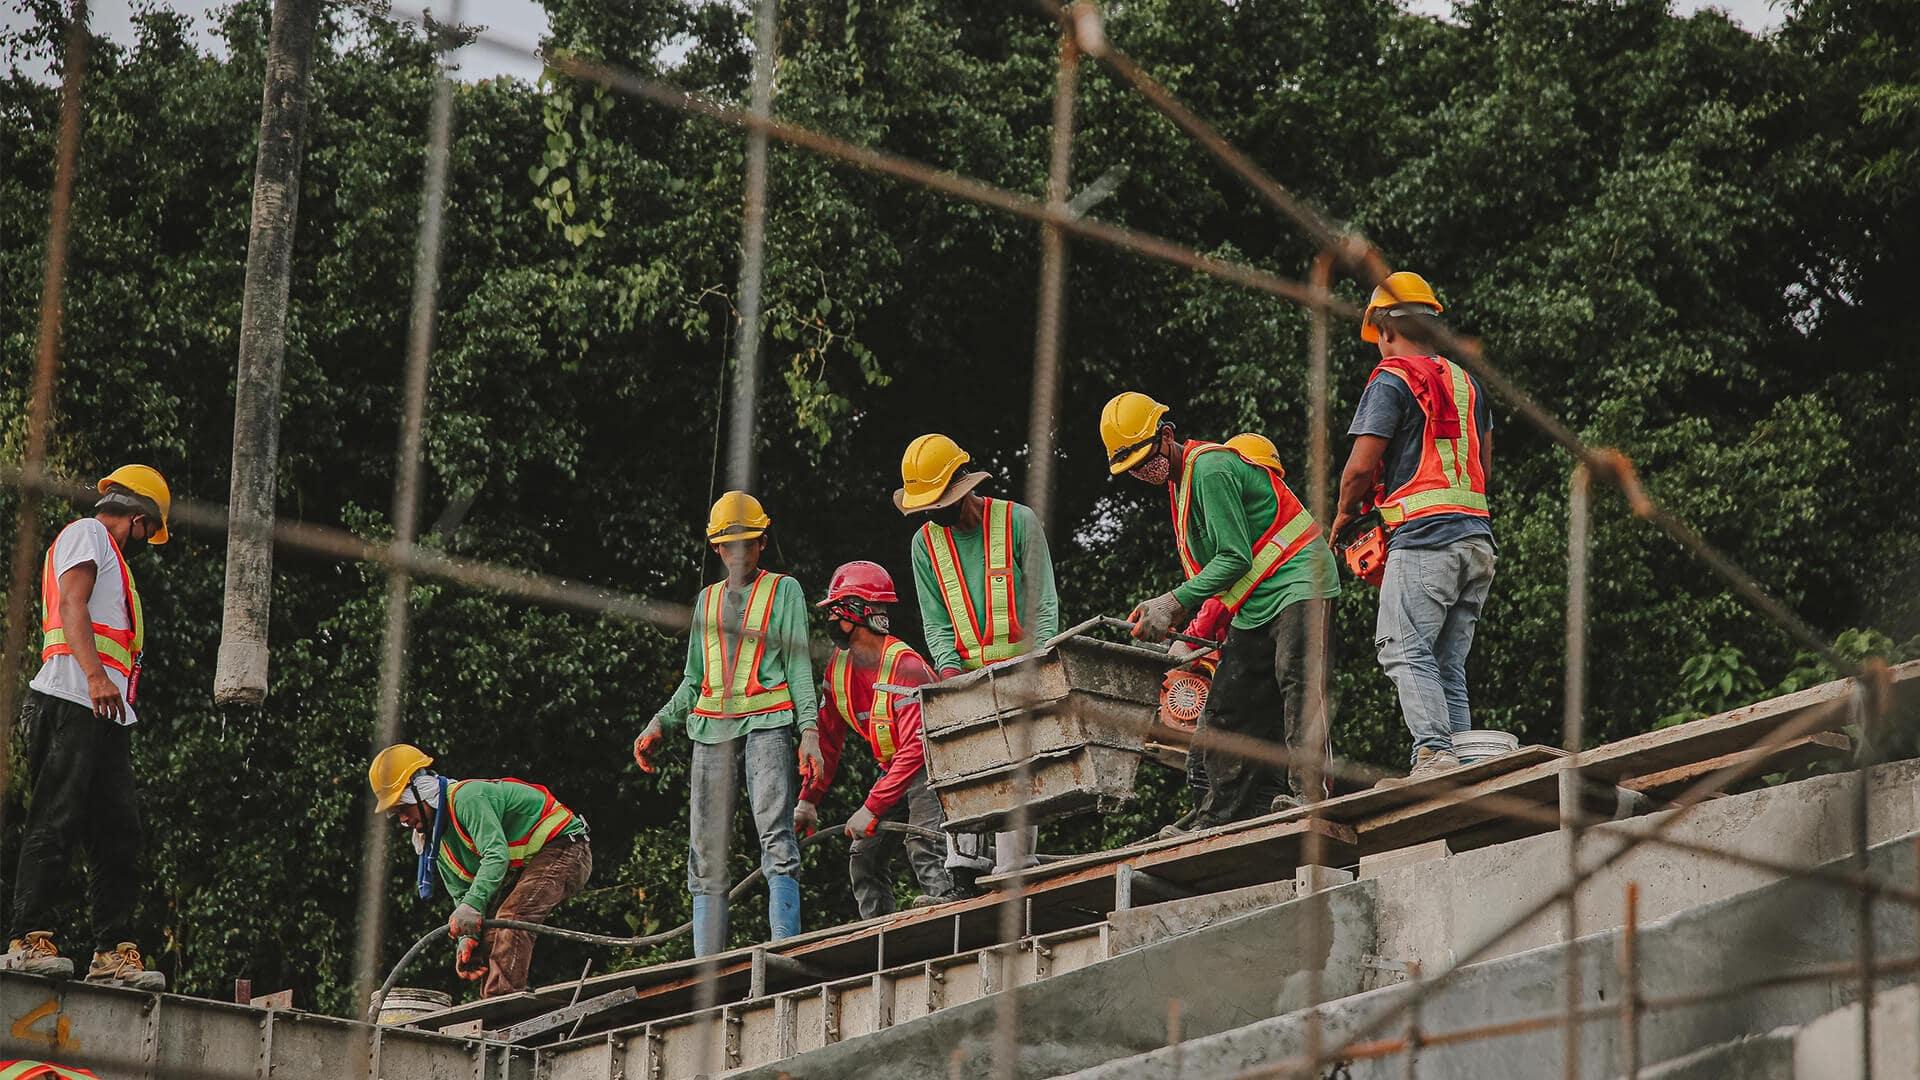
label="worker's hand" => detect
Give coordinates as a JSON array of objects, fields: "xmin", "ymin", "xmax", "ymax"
[
  {"xmin": 845, "ymin": 805, "xmax": 879, "ymax": 839},
  {"xmin": 453, "ymin": 936, "xmax": 488, "ymax": 981},
  {"xmin": 793, "ymin": 799, "xmax": 819, "ymax": 838},
  {"xmin": 448, "ymin": 902, "xmax": 484, "ymax": 939},
  {"xmin": 1329, "ymin": 511, "xmax": 1357, "ymax": 547},
  {"xmin": 797, "ymin": 728, "xmax": 823, "ymax": 786},
  {"xmin": 1128, "ymin": 592, "xmax": 1187, "ymax": 643},
  {"xmin": 86, "ymin": 670, "xmax": 125, "ymax": 723},
  {"xmin": 632, "ymin": 719, "xmax": 665, "ymax": 774},
  {"xmin": 1166, "ymin": 639, "xmax": 1208, "ymax": 665}
]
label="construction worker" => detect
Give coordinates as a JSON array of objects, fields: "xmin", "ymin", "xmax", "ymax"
[
  {"xmin": 1330, "ymin": 272, "xmax": 1495, "ymax": 785},
  {"xmin": 634, "ymin": 492, "xmax": 821, "ymax": 955},
  {"xmin": 1, "ymin": 466, "xmax": 170, "ymax": 990},
  {"xmin": 896, "ymin": 434, "xmax": 1057, "ymax": 874},
  {"xmin": 1101, "ymin": 396, "xmax": 1340, "ymax": 834},
  {"xmin": 796, "ymin": 561, "xmax": 969, "ymax": 916},
  {"xmin": 368, "ymin": 745, "xmax": 591, "ymax": 998}
]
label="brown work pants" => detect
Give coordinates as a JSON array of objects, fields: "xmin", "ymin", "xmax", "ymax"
[{"xmin": 481, "ymin": 837, "xmax": 592, "ymax": 998}]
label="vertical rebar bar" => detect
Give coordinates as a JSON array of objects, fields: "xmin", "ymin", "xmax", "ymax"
[
  {"xmin": 214, "ymin": 0, "xmax": 322, "ymax": 707},
  {"xmin": 1403, "ymin": 960, "xmax": 1423, "ymax": 1080},
  {"xmin": 1851, "ymin": 679, "xmax": 1878, "ymax": 1079},
  {"xmin": 1561, "ymin": 463, "xmax": 1591, "ymax": 1080},
  {"xmin": 1620, "ymin": 882, "xmax": 1640, "ymax": 1078},
  {"xmin": 0, "ymin": 0, "xmax": 91, "ymax": 845},
  {"xmin": 351, "ymin": 0, "xmax": 461, "ymax": 1013},
  {"xmin": 1299, "ymin": 248, "xmax": 1336, "ymax": 1071},
  {"xmin": 726, "ymin": 0, "xmax": 778, "ymax": 493},
  {"xmin": 995, "ymin": 16, "xmax": 1078, "ymax": 1080}
]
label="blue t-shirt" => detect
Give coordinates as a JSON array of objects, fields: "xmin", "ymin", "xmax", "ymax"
[{"xmin": 1347, "ymin": 362, "xmax": 1496, "ymax": 552}]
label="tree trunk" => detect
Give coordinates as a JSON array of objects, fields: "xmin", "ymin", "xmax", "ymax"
[{"xmin": 214, "ymin": 0, "xmax": 321, "ymax": 706}]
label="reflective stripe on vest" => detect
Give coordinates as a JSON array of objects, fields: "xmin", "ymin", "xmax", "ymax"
[
  {"xmin": 1170, "ymin": 442, "xmax": 1322, "ymax": 614},
  {"xmin": 437, "ymin": 778, "xmax": 577, "ymax": 885},
  {"xmin": 825, "ymin": 638, "xmax": 917, "ymax": 767},
  {"xmin": 692, "ymin": 571, "xmax": 794, "ymax": 718},
  {"xmin": 1369, "ymin": 357, "xmax": 1490, "ymax": 525},
  {"xmin": 922, "ymin": 498, "xmax": 1023, "ymax": 669},
  {"xmin": 39, "ymin": 521, "xmax": 144, "ymax": 690},
  {"xmin": 0, "ymin": 1064, "xmax": 100, "ymax": 1080}
]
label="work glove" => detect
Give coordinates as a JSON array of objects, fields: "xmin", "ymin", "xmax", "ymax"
[
  {"xmin": 448, "ymin": 902, "xmax": 484, "ymax": 939},
  {"xmin": 632, "ymin": 718, "xmax": 665, "ymax": 774},
  {"xmin": 1166, "ymin": 639, "xmax": 1209, "ymax": 665},
  {"xmin": 797, "ymin": 727, "xmax": 823, "ymax": 786},
  {"xmin": 793, "ymin": 799, "xmax": 819, "ymax": 838},
  {"xmin": 845, "ymin": 805, "xmax": 879, "ymax": 840},
  {"xmin": 453, "ymin": 936, "xmax": 488, "ymax": 981},
  {"xmin": 1128, "ymin": 591, "xmax": 1187, "ymax": 644}
]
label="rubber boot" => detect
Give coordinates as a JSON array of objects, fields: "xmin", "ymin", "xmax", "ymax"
[
  {"xmin": 766, "ymin": 874, "xmax": 801, "ymax": 941},
  {"xmin": 691, "ymin": 894, "xmax": 728, "ymax": 957}
]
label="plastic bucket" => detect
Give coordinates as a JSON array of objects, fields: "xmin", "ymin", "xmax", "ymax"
[
  {"xmin": 376, "ymin": 987, "xmax": 453, "ymax": 1026},
  {"xmin": 1450, "ymin": 729, "xmax": 1519, "ymax": 765}
]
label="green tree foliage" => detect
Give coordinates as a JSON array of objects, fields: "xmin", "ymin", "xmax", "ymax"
[{"xmin": 1, "ymin": 0, "xmax": 1915, "ymax": 1012}]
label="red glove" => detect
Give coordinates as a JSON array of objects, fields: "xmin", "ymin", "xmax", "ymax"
[
  {"xmin": 454, "ymin": 936, "xmax": 488, "ymax": 981},
  {"xmin": 633, "ymin": 720, "xmax": 664, "ymax": 773}
]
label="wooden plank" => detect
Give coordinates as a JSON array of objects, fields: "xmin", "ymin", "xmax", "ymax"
[{"xmin": 1621, "ymin": 732, "xmax": 1851, "ymax": 802}]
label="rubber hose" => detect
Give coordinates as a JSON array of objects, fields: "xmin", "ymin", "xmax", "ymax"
[{"xmin": 372, "ymin": 818, "xmax": 952, "ymax": 1014}]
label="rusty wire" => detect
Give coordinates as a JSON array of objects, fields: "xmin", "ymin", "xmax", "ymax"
[{"xmin": 0, "ymin": 0, "xmax": 91, "ymax": 846}]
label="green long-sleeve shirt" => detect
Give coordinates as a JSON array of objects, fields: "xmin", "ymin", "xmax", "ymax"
[
  {"xmin": 1171, "ymin": 448, "xmax": 1340, "ymax": 630},
  {"xmin": 653, "ymin": 572, "xmax": 819, "ymax": 743},
  {"xmin": 435, "ymin": 778, "xmax": 587, "ymax": 913},
  {"xmin": 910, "ymin": 498, "xmax": 1060, "ymax": 673}
]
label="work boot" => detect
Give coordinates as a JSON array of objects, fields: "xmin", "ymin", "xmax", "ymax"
[
  {"xmin": 1374, "ymin": 748, "xmax": 1463, "ymax": 789},
  {"xmin": 1269, "ymin": 794, "xmax": 1306, "ymax": 814},
  {"xmin": 1155, "ymin": 810, "xmax": 1227, "ymax": 842},
  {"xmin": 907, "ymin": 888, "xmax": 970, "ymax": 909},
  {"xmin": 86, "ymin": 942, "xmax": 166, "ymax": 991},
  {"xmin": 1, "ymin": 931, "xmax": 75, "ymax": 979}
]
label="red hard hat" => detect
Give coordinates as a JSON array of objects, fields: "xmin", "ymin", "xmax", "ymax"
[{"xmin": 818, "ymin": 560, "xmax": 898, "ymax": 605}]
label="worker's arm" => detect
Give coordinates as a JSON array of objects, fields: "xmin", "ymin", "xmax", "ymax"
[
  {"xmin": 798, "ymin": 673, "xmax": 847, "ymax": 804},
  {"xmin": 1480, "ymin": 426, "xmax": 1493, "ymax": 485},
  {"xmin": 911, "ymin": 530, "xmax": 963, "ymax": 675},
  {"xmin": 863, "ymin": 652, "xmax": 934, "ymax": 815},
  {"xmin": 449, "ymin": 788, "xmax": 512, "ymax": 914},
  {"xmin": 56, "ymin": 562, "xmax": 123, "ymax": 722},
  {"xmin": 1331, "ymin": 436, "xmax": 1390, "ymax": 542},
  {"xmin": 770, "ymin": 576, "xmax": 818, "ymax": 731},
  {"xmin": 652, "ymin": 619, "xmax": 703, "ymax": 732},
  {"xmin": 1170, "ymin": 457, "xmax": 1255, "ymax": 612},
  {"xmin": 1014, "ymin": 503, "xmax": 1060, "ymax": 644}
]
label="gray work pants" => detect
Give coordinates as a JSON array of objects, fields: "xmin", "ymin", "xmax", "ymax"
[{"xmin": 848, "ymin": 770, "xmax": 954, "ymax": 918}]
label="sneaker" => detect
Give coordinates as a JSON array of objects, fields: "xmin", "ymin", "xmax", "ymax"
[
  {"xmin": 1155, "ymin": 812, "xmax": 1227, "ymax": 842},
  {"xmin": 908, "ymin": 889, "xmax": 970, "ymax": 909},
  {"xmin": 1, "ymin": 931, "xmax": 74, "ymax": 978},
  {"xmin": 1374, "ymin": 748, "xmax": 1463, "ymax": 789},
  {"xmin": 87, "ymin": 942, "xmax": 166, "ymax": 991},
  {"xmin": 1269, "ymin": 794, "xmax": 1306, "ymax": 814}
]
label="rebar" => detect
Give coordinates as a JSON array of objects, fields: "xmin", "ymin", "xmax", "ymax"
[
  {"xmin": 1561, "ymin": 463, "xmax": 1591, "ymax": 1080},
  {"xmin": 726, "ymin": 0, "xmax": 778, "ymax": 494}
]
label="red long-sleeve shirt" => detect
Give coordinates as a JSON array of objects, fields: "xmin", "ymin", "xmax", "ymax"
[{"xmin": 800, "ymin": 643, "xmax": 935, "ymax": 816}]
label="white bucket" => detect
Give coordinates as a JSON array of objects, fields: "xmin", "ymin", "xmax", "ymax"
[
  {"xmin": 1450, "ymin": 729, "xmax": 1518, "ymax": 766},
  {"xmin": 376, "ymin": 987, "xmax": 453, "ymax": 1026}
]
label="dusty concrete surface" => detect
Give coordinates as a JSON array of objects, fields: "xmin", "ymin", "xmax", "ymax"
[
  {"xmin": 732, "ymin": 884, "xmax": 1379, "ymax": 1080},
  {"xmin": 1642, "ymin": 1030, "xmax": 1794, "ymax": 1079},
  {"xmin": 1793, "ymin": 980, "xmax": 1920, "ymax": 1078},
  {"xmin": 1055, "ymin": 833, "xmax": 1920, "ymax": 1080}
]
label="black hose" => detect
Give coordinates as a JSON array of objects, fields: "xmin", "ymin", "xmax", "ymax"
[{"xmin": 371, "ymin": 818, "xmax": 951, "ymax": 1015}]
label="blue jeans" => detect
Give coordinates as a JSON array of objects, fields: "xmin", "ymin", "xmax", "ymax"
[
  {"xmin": 1375, "ymin": 537, "xmax": 1497, "ymax": 761},
  {"xmin": 687, "ymin": 728, "xmax": 801, "ymax": 896}
]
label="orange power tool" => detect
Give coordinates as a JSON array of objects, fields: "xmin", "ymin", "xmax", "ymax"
[{"xmin": 1336, "ymin": 510, "xmax": 1388, "ymax": 588}]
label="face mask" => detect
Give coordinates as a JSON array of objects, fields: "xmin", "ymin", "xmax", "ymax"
[
  {"xmin": 411, "ymin": 828, "xmax": 427, "ymax": 855},
  {"xmin": 926, "ymin": 502, "xmax": 966, "ymax": 528},
  {"xmin": 1130, "ymin": 452, "xmax": 1172, "ymax": 485}
]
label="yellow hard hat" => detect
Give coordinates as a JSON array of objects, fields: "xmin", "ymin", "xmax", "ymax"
[
  {"xmin": 1361, "ymin": 271, "xmax": 1443, "ymax": 343},
  {"xmin": 896, "ymin": 434, "xmax": 973, "ymax": 511},
  {"xmin": 369, "ymin": 743, "xmax": 434, "ymax": 813},
  {"xmin": 1225, "ymin": 433, "xmax": 1285, "ymax": 478},
  {"xmin": 706, "ymin": 490, "xmax": 771, "ymax": 543},
  {"xmin": 1101, "ymin": 392, "xmax": 1169, "ymax": 475},
  {"xmin": 96, "ymin": 464, "xmax": 171, "ymax": 545}
]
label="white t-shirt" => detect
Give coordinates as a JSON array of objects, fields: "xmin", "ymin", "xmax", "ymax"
[{"xmin": 29, "ymin": 518, "xmax": 139, "ymax": 725}]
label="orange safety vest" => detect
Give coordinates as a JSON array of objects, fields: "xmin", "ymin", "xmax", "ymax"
[
  {"xmin": 921, "ymin": 498, "xmax": 1024, "ymax": 669},
  {"xmin": 39, "ymin": 521, "xmax": 144, "ymax": 701},
  {"xmin": 1169, "ymin": 441, "xmax": 1321, "ymax": 614},
  {"xmin": 692, "ymin": 570, "xmax": 795, "ymax": 718},
  {"xmin": 0, "ymin": 1064, "xmax": 98, "ymax": 1080},
  {"xmin": 1366, "ymin": 357, "xmax": 1490, "ymax": 526},
  {"xmin": 824, "ymin": 637, "xmax": 918, "ymax": 767},
  {"xmin": 437, "ymin": 778, "xmax": 578, "ymax": 886}
]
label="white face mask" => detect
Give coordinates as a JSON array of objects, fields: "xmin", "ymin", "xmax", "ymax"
[
  {"xmin": 1130, "ymin": 453, "xmax": 1172, "ymax": 484},
  {"xmin": 411, "ymin": 829, "xmax": 427, "ymax": 855}
]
